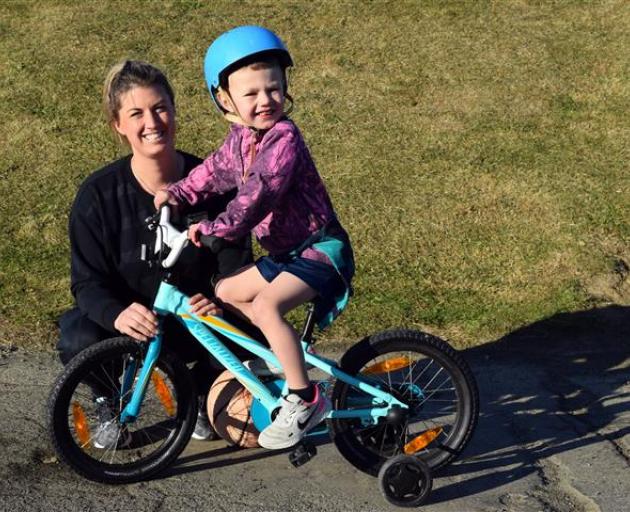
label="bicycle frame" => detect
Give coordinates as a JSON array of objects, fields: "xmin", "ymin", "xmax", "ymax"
[
  {"xmin": 119, "ymin": 280, "xmax": 408, "ymax": 424},
  {"xmin": 48, "ymin": 205, "xmax": 472, "ymax": 495}
]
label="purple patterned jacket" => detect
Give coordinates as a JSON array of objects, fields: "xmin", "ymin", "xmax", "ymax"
[{"xmin": 168, "ymin": 119, "xmax": 341, "ymax": 263}]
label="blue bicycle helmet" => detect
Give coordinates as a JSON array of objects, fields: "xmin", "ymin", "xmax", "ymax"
[{"xmin": 204, "ymin": 26, "xmax": 293, "ymax": 112}]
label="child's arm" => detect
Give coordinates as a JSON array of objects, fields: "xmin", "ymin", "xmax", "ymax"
[
  {"xmin": 159, "ymin": 131, "xmax": 239, "ymax": 209},
  {"xmin": 195, "ymin": 124, "xmax": 300, "ymax": 241}
]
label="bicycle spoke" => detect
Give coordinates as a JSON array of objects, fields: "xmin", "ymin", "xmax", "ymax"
[
  {"xmin": 118, "ymin": 355, "xmax": 131, "ymax": 414},
  {"xmin": 69, "ymin": 359, "xmax": 175, "ymax": 462},
  {"xmin": 329, "ymin": 331, "xmax": 478, "ymax": 475},
  {"xmin": 416, "ymin": 375, "xmax": 452, "ymax": 408},
  {"xmin": 411, "ymin": 358, "xmax": 435, "ymax": 388},
  {"xmin": 386, "ymin": 364, "xmax": 393, "ymax": 391}
]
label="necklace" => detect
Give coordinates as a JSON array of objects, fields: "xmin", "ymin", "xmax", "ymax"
[{"xmin": 132, "ymin": 153, "xmax": 184, "ymax": 196}]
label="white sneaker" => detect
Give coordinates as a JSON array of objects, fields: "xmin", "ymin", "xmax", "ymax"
[
  {"xmin": 191, "ymin": 410, "xmax": 218, "ymax": 441},
  {"xmin": 92, "ymin": 397, "xmax": 132, "ymax": 450},
  {"xmin": 257, "ymin": 386, "xmax": 331, "ymax": 450}
]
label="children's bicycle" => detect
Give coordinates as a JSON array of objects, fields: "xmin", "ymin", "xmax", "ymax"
[{"xmin": 48, "ymin": 207, "xmax": 479, "ymax": 508}]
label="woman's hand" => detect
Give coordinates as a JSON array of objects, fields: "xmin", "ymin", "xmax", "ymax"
[
  {"xmin": 114, "ymin": 302, "xmax": 159, "ymax": 342},
  {"xmin": 153, "ymin": 189, "xmax": 177, "ymax": 211},
  {"xmin": 188, "ymin": 223, "xmax": 202, "ymax": 248},
  {"xmin": 189, "ymin": 293, "xmax": 222, "ymax": 317}
]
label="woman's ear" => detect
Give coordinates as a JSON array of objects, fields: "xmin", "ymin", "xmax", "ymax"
[
  {"xmin": 113, "ymin": 118, "xmax": 125, "ymax": 136},
  {"xmin": 110, "ymin": 119, "xmax": 128, "ymax": 146}
]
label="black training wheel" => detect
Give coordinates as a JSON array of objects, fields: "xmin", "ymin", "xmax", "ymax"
[{"xmin": 378, "ymin": 455, "xmax": 432, "ymax": 508}]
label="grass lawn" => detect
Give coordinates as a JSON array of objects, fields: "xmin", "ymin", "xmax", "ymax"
[{"xmin": 0, "ymin": 1, "xmax": 628, "ymax": 350}]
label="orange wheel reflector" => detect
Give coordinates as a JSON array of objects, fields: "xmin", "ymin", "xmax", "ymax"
[
  {"xmin": 151, "ymin": 371, "xmax": 175, "ymax": 416},
  {"xmin": 72, "ymin": 402, "xmax": 90, "ymax": 447},
  {"xmin": 403, "ymin": 427, "xmax": 443, "ymax": 454},
  {"xmin": 362, "ymin": 356, "xmax": 413, "ymax": 375}
]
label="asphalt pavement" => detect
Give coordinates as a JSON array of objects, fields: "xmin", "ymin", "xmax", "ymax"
[{"xmin": 0, "ymin": 305, "xmax": 628, "ymax": 511}]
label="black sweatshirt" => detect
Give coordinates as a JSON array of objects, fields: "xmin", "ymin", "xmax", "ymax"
[{"xmin": 69, "ymin": 151, "xmax": 251, "ymax": 332}]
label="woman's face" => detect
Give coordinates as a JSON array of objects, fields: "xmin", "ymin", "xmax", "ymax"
[{"xmin": 114, "ymin": 85, "xmax": 176, "ymax": 159}]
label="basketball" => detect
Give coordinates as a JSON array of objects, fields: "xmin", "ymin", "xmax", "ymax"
[{"xmin": 207, "ymin": 370, "xmax": 259, "ymax": 448}]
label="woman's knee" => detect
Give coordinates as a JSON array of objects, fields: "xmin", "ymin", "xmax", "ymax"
[{"xmin": 57, "ymin": 308, "xmax": 112, "ymax": 364}]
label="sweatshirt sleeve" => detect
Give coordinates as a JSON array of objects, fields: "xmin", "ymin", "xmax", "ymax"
[
  {"xmin": 168, "ymin": 130, "xmax": 238, "ymax": 206},
  {"xmin": 69, "ymin": 187, "xmax": 126, "ymax": 331},
  {"xmin": 197, "ymin": 124, "xmax": 299, "ymax": 240}
]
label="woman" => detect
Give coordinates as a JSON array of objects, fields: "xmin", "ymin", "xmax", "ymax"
[{"xmin": 57, "ymin": 60, "xmax": 252, "ymax": 448}]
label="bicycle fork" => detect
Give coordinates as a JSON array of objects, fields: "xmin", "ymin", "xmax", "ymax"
[{"xmin": 118, "ymin": 330, "xmax": 163, "ymax": 424}]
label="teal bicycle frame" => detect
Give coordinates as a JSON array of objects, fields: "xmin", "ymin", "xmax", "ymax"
[{"xmin": 118, "ymin": 280, "xmax": 409, "ymax": 425}]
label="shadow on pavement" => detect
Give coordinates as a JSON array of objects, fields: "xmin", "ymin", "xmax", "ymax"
[
  {"xmin": 157, "ymin": 305, "xmax": 629, "ymax": 499},
  {"xmin": 431, "ymin": 304, "xmax": 630, "ymax": 503},
  {"xmin": 162, "ymin": 432, "xmax": 331, "ymax": 478}
]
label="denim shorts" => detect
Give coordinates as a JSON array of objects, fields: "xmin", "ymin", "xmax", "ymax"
[{"xmin": 255, "ymin": 255, "xmax": 343, "ymax": 302}]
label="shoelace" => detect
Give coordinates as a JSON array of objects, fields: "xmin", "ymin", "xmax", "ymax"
[{"xmin": 277, "ymin": 398, "xmax": 306, "ymax": 426}]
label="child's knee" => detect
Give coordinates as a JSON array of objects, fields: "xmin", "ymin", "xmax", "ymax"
[
  {"xmin": 215, "ymin": 278, "xmax": 239, "ymax": 305},
  {"xmin": 251, "ymin": 295, "xmax": 280, "ymax": 327},
  {"xmin": 214, "ymin": 279, "xmax": 229, "ymax": 302}
]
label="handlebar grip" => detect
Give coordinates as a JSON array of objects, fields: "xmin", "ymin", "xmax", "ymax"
[{"xmin": 199, "ymin": 235, "xmax": 225, "ymax": 253}]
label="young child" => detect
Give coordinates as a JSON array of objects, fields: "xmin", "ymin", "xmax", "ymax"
[{"xmin": 154, "ymin": 26, "xmax": 354, "ymax": 449}]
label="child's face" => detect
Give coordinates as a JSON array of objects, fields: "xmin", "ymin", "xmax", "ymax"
[
  {"xmin": 114, "ymin": 85, "xmax": 176, "ymax": 159},
  {"xmin": 223, "ymin": 64, "xmax": 286, "ymax": 130}
]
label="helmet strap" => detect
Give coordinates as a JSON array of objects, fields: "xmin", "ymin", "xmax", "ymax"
[{"xmin": 284, "ymin": 92, "xmax": 294, "ymax": 116}]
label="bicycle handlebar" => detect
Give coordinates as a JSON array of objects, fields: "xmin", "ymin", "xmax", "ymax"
[
  {"xmin": 145, "ymin": 206, "xmax": 188, "ymax": 269},
  {"xmin": 145, "ymin": 206, "xmax": 225, "ymax": 268}
]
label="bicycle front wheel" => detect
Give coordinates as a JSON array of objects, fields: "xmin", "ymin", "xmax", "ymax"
[
  {"xmin": 328, "ymin": 329, "xmax": 479, "ymax": 476},
  {"xmin": 47, "ymin": 337, "xmax": 197, "ymax": 484}
]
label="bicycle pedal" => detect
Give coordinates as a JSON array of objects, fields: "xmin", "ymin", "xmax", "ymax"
[{"xmin": 288, "ymin": 441, "xmax": 317, "ymax": 468}]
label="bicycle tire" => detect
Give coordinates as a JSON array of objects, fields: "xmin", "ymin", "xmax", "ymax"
[
  {"xmin": 47, "ymin": 337, "xmax": 197, "ymax": 484},
  {"xmin": 327, "ymin": 329, "xmax": 478, "ymax": 476}
]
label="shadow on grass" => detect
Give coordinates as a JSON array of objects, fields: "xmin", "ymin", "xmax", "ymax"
[{"xmin": 431, "ymin": 304, "xmax": 630, "ymax": 503}]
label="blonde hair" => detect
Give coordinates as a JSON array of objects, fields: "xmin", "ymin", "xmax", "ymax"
[{"xmin": 102, "ymin": 60, "xmax": 175, "ymax": 142}]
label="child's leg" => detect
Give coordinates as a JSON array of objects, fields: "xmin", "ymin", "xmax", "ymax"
[
  {"xmin": 214, "ymin": 264, "xmax": 268, "ymax": 322},
  {"xmin": 252, "ymin": 272, "xmax": 333, "ymax": 450},
  {"xmin": 249, "ymin": 272, "xmax": 317, "ymax": 389},
  {"xmin": 217, "ymin": 267, "xmax": 316, "ymax": 388}
]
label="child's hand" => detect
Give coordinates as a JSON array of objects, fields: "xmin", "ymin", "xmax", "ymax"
[
  {"xmin": 188, "ymin": 293, "xmax": 222, "ymax": 317},
  {"xmin": 154, "ymin": 189, "xmax": 177, "ymax": 211},
  {"xmin": 188, "ymin": 223, "xmax": 202, "ymax": 247}
]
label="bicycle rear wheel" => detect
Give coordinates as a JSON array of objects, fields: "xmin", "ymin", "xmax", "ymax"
[
  {"xmin": 47, "ymin": 337, "xmax": 196, "ymax": 484},
  {"xmin": 328, "ymin": 329, "xmax": 478, "ymax": 476}
]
